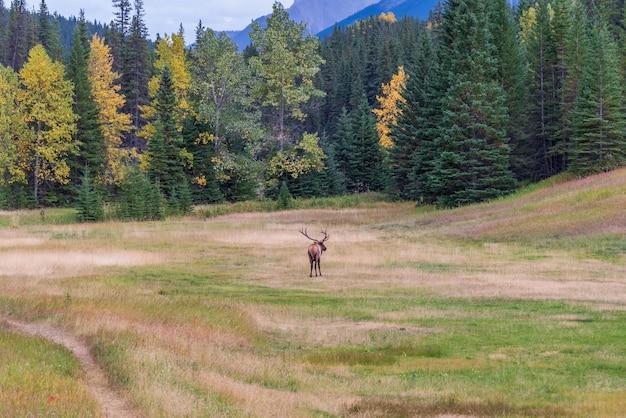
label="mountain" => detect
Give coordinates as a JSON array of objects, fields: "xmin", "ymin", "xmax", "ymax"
[
  {"xmin": 316, "ymin": 0, "xmax": 439, "ymax": 39},
  {"xmin": 229, "ymin": 0, "xmax": 520, "ymax": 50},
  {"xmin": 229, "ymin": 0, "xmax": 389, "ymax": 49}
]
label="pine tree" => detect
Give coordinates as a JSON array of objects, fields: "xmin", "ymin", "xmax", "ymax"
[
  {"xmin": 570, "ymin": 19, "xmax": 626, "ymax": 176},
  {"xmin": 145, "ymin": 66, "xmax": 191, "ymax": 214},
  {"xmin": 141, "ymin": 31, "xmax": 190, "ymax": 143},
  {"xmin": 522, "ymin": 0, "xmax": 561, "ymax": 179},
  {"xmin": 37, "ymin": 0, "xmax": 60, "ymax": 60},
  {"xmin": 67, "ymin": 12, "xmax": 106, "ymax": 196},
  {"xmin": 115, "ymin": 164, "xmax": 164, "ymax": 221},
  {"xmin": 389, "ymin": 25, "xmax": 440, "ymax": 201},
  {"xmin": 488, "ymin": 0, "xmax": 531, "ymax": 181},
  {"xmin": 329, "ymin": 107, "xmax": 352, "ymax": 194},
  {"xmin": 108, "ymin": 0, "xmax": 131, "ymax": 73},
  {"xmin": 76, "ymin": 169, "xmax": 104, "ymax": 222},
  {"xmin": 119, "ymin": 0, "xmax": 151, "ymax": 150},
  {"xmin": 0, "ymin": 1, "xmax": 7, "ymax": 64},
  {"xmin": 181, "ymin": 117, "xmax": 223, "ymax": 204},
  {"xmin": 432, "ymin": 0, "xmax": 515, "ymax": 207},
  {"xmin": 347, "ymin": 97, "xmax": 385, "ymax": 193},
  {"xmin": 5, "ymin": 0, "xmax": 32, "ymax": 71}
]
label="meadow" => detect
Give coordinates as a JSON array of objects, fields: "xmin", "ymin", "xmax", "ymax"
[{"xmin": 1, "ymin": 169, "xmax": 626, "ymax": 417}]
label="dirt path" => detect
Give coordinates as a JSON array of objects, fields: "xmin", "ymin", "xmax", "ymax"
[{"xmin": 2, "ymin": 318, "xmax": 137, "ymax": 418}]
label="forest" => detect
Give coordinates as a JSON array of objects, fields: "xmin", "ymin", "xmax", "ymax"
[{"xmin": 1, "ymin": 0, "xmax": 626, "ymax": 219}]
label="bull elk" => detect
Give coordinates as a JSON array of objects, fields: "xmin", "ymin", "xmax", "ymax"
[{"xmin": 300, "ymin": 228, "xmax": 329, "ymax": 277}]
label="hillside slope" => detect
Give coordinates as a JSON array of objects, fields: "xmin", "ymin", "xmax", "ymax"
[{"xmin": 417, "ymin": 168, "xmax": 626, "ymax": 243}]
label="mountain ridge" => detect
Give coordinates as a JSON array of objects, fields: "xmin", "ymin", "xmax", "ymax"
[{"xmin": 229, "ymin": 0, "xmax": 439, "ymax": 49}]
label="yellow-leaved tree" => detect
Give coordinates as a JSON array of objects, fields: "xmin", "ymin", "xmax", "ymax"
[
  {"xmin": 140, "ymin": 32, "xmax": 191, "ymax": 141},
  {"xmin": 0, "ymin": 65, "xmax": 27, "ymax": 185},
  {"xmin": 267, "ymin": 132, "xmax": 326, "ymax": 180},
  {"xmin": 372, "ymin": 65, "xmax": 408, "ymax": 148},
  {"xmin": 379, "ymin": 12, "xmax": 397, "ymax": 23},
  {"xmin": 88, "ymin": 33, "xmax": 133, "ymax": 185},
  {"xmin": 18, "ymin": 45, "xmax": 78, "ymax": 204}
]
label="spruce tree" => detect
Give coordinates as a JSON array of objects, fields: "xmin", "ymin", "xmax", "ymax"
[
  {"xmin": 76, "ymin": 170, "xmax": 104, "ymax": 222},
  {"xmin": 181, "ymin": 117, "xmax": 223, "ymax": 204},
  {"xmin": 488, "ymin": 0, "xmax": 531, "ymax": 181},
  {"xmin": 523, "ymin": 0, "xmax": 561, "ymax": 179},
  {"xmin": 389, "ymin": 25, "xmax": 440, "ymax": 201},
  {"xmin": 119, "ymin": 0, "xmax": 151, "ymax": 150},
  {"xmin": 37, "ymin": 0, "xmax": 60, "ymax": 60},
  {"xmin": 432, "ymin": 0, "xmax": 515, "ymax": 207},
  {"xmin": 5, "ymin": 0, "xmax": 31, "ymax": 71},
  {"xmin": 348, "ymin": 96, "xmax": 385, "ymax": 193},
  {"xmin": 146, "ymin": 66, "xmax": 191, "ymax": 214},
  {"xmin": 67, "ymin": 12, "xmax": 106, "ymax": 197},
  {"xmin": 109, "ymin": 0, "xmax": 131, "ymax": 73},
  {"xmin": 570, "ymin": 19, "xmax": 626, "ymax": 176},
  {"xmin": 0, "ymin": 0, "xmax": 6, "ymax": 64},
  {"xmin": 328, "ymin": 107, "xmax": 352, "ymax": 194}
]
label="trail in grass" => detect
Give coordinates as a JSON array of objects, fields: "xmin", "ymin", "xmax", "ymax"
[{"xmin": 3, "ymin": 318, "xmax": 136, "ymax": 418}]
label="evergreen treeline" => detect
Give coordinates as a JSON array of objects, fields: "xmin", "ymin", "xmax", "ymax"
[{"xmin": 2, "ymin": 0, "xmax": 626, "ymax": 220}]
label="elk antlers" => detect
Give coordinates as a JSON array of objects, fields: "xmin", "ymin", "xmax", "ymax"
[{"xmin": 300, "ymin": 228, "xmax": 329, "ymax": 243}]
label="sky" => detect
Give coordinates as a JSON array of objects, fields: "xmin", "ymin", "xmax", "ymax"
[{"xmin": 44, "ymin": 0, "xmax": 295, "ymax": 39}]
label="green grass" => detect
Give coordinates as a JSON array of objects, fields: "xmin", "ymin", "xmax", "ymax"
[
  {"xmin": 0, "ymin": 207, "xmax": 79, "ymax": 226},
  {"xmin": 0, "ymin": 325, "xmax": 101, "ymax": 416},
  {"xmin": 194, "ymin": 192, "xmax": 390, "ymax": 218},
  {"xmin": 2, "ymin": 169, "xmax": 626, "ymax": 416}
]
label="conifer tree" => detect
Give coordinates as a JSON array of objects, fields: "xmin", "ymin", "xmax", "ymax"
[
  {"xmin": 76, "ymin": 169, "xmax": 104, "ymax": 222},
  {"xmin": 432, "ymin": 0, "xmax": 515, "ymax": 207},
  {"xmin": 181, "ymin": 117, "xmax": 223, "ymax": 203},
  {"xmin": 108, "ymin": 0, "xmax": 131, "ymax": 73},
  {"xmin": 330, "ymin": 107, "xmax": 352, "ymax": 194},
  {"xmin": 346, "ymin": 96, "xmax": 385, "ymax": 193},
  {"xmin": 5, "ymin": 0, "xmax": 31, "ymax": 71},
  {"xmin": 67, "ymin": 12, "xmax": 106, "ymax": 192},
  {"xmin": 570, "ymin": 19, "xmax": 626, "ymax": 175},
  {"xmin": 115, "ymin": 164, "xmax": 164, "ymax": 221},
  {"xmin": 37, "ymin": 0, "xmax": 60, "ymax": 60},
  {"xmin": 389, "ymin": 26, "xmax": 440, "ymax": 201},
  {"xmin": 118, "ymin": 0, "xmax": 151, "ymax": 150},
  {"xmin": 145, "ymin": 66, "xmax": 191, "ymax": 213},
  {"xmin": 487, "ymin": 0, "xmax": 531, "ymax": 181},
  {"xmin": 0, "ymin": 1, "xmax": 6, "ymax": 63},
  {"xmin": 141, "ymin": 31, "xmax": 190, "ymax": 142},
  {"xmin": 522, "ymin": 0, "xmax": 561, "ymax": 179}
]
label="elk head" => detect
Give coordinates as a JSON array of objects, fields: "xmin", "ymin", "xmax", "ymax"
[{"xmin": 300, "ymin": 228, "xmax": 329, "ymax": 277}]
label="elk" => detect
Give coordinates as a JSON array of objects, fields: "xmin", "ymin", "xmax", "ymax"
[{"xmin": 300, "ymin": 228, "xmax": 329, "ymax": 277}]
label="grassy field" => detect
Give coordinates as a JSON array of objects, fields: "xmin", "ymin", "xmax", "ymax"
[{"xmin": 1, "ymin": 168, "xmax": 626, "ymax": 417}]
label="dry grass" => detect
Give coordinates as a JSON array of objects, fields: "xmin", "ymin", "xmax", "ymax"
[{"xmin": 1, "ymin": 169, "xmax": 626, "ymax": 416}]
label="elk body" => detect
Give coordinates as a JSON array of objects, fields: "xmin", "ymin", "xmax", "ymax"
[{"xmin": 300, "ymin": 228, "xmax": 329, "ymax": 277}]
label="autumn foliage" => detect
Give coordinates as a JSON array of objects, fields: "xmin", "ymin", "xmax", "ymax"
[{"xmin": 373, "ymin": 66, "xmax": 408, "ymax": 148}]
